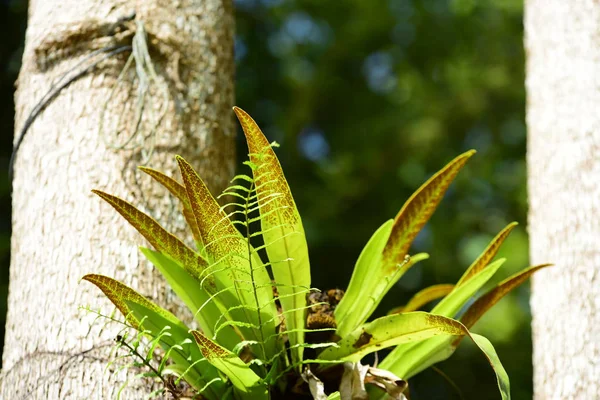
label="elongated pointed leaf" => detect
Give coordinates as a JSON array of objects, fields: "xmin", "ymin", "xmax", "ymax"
[
  {"xmin": 461, "ymin": 264, "xmax": 552, "ymax": 329},
  {"xmin": 432, "ymin": 258, "xmax": 505, "ymax": 316},
  {"xmin": 176, "ymin": 156, "xmax": 278, "ymax": 358},
  {"xmin": 382, "ymin": 228, "xmax": 520, "ymax": 378},
  {"xmin": 91, "ymin": 190, "xmax": 213, "ymax": 290},
  {"xmin": 388, "ymin": 284, "xmax": 455, "ymax": 314},
  {"xmin": 470, "ymin": 333, "xmax": 510, "ymax": 400},
  {"xmin": 335, "ymin": 220, "xmax": 393, "ymax": 334},
  {"xmin": 360, "ymin": 315, "xmax": 511, "ymax": 400},
  {"xmin": 191, "ymin": 330, "xmax": 268, "ymax": 399},
  {"xmin": 380, "ymin": 259, "xmax": 505, "ymax": 379},
  {"xmin": 83, "ymin": 274, "xmax": 182, "ymax": 330},
  {"xmin": 336, "ymin": 152, "xmax": 474, "ymax": 337},
  {"xmin": 234, "ymin": 107, "xmax": 311, "ymax": 364},
  {"xmin": 82, "ymin": 275, "xmax": 223, "ymax": 397},
  {"xmin": 457, "ymin": 222, "xmax": 518, "ymax": 286},
  {"xmin": 319, "ymin": 312, "xmax": 465, "ymax": 362},
  {"xmin": 140, "ymin": 247, "xmax": 242, "ymax": 350},
  {"xmin": 138, "ymin": 166, "xmax": 202, "ymax": 246},
  {"xmin": 378, "ymin": 331, "xmax": 511, "ymax": 400},
  {"xmin": 335, "ymin": 248, "xmax": 429, "ymax": 338},
  {"xmin": 381, "ymin": 150, "xmax": 476, "ymax": 269}
]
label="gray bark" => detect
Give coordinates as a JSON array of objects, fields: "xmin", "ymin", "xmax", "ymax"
[
  {"xmin": 526, "ymin": 1, "xmax": 600, "ymax": 399},
  {"xmin": 1, "ymin": 0, "xmax": 234, "ymax": 398}
]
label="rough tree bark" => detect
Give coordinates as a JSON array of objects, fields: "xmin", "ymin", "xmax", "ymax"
[
  {"xmin": 1, "ymin": 1, "xmax": 234, "ymax": 398},
  {"xmin": 526, "ymin": 1, "xmax": 600, "ymax": 399}
]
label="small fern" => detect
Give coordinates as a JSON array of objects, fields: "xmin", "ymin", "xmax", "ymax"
[{"xmin": 84, "ymin": 107, "xmax": 549, "ymax": 399}]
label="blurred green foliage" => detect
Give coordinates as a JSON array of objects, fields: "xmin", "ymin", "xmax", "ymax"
[
  {"xmin": 234, "ymin": 1, "xmax": 529, "ymax": 398},
  {"xmin": 0, "ymin": 0, "xmax": 530, "ymax": 398}
]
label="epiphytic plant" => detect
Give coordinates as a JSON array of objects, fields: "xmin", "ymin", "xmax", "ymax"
[{"xmin": 84, "ymin": 107, "xmax": 548, "ymax": 399}]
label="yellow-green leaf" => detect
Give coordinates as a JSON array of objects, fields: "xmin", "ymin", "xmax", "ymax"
[
  {"xmin": 319, "ymin": 312, "xmax": 465, "ymax": 362},
  {"xmin": 82, "ymin": 275, "xmax": 223, "ymax": 396},
  {"xmin": 432, "ymin": 258, "xmax": 505, "ymax": 317},
  {"xmin": 91, "ymin": 190, "xmax": 213, "ymax": 290},
  {"xmin": 83, "ymin": 274, "xmax": 182, "ymax": 330},
  {"xmin": 380, "ymin": 259, "xmax": 505, "ymax": 379},
  {"xmin": 176, "ymin": 156, "xmax": 278, "ymax": 358},
  {"xmin": 335, "ymin": 220, "xmax": 393, "ymax": 335},
  {"xmin": 140, "ymin": 248, "xmax": 242, "ymax": 350},
  {"xmin": 461, "ymin": 264, "xmax": 552, "ymax": 329},
  {"xmin": 234, "ymin": 106, "xmax": 311, "ymax": 365},
  {"xmin": 382, "ymin": 150, "xmax": 475, "ymax": 269},
  {"xmin": 388, "ymin": 284, "xmax": 455, "ymax": 314},
  {"xmin": 367, "ymin": 315, "xmax": 511, "ymax": 400},
  {"xmin": 191, "ymin": 330, "xmax": 268, "ymax": 400},
  {"xmin": 138, "ymin": 166, "xmax": 201, "ymax": 247},
  {"xmin": 335, "ymin": 151, "xmax": 474, "ymax": 338},
  {"xmin": 457, "ymin": 222, "xmax": 518, "ymax": 287}
]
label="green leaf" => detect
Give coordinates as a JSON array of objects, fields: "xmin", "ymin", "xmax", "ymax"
[
  {"xmin": 470, "ymin": 333, "xmax": 510, "ymax": 400},
  {"xmin": 81, "ymin": 275, "xmax": 223, "ymax": 398},
  {"xmin": 380, "ymin": 226, "xmax": 521, "ymax": 380},
  {"xmin": 432, "ymin": 258, "xmax": 505, "ymax": 316},
  {"xmin": 82, "ymin": 274, "xmax": 183, "ymax": 330},
  {"xmin": 335, "ymin": 220, "xmax": 393, "ymax": 334},
  {"xmin": 234, "ymin": 106, "xmax": 311, "ymax": 365},
  {"xmin": 378, "ymin": 332, "xmax": 512, "ymax": 400},
  {"xmin": 91, "ymin": 190, "xmax": 213, "ymax": 290},
  {"xmin": 336, "ymin": 151, "xmax": 474, "ymax": 337},
  {"xmin": 140, "ymin": 247, "xmax": 242, "ymax": 350},
  {"xmin": 457, "ymin": 223, "xmax": 518, "ymax": 286},
  {"xmin": 460, "ymin": 264, "xmax": 552, "ymax": 329},
  {"xmin": 138, "ymin": 166, "xmax": 202, "ymax": 248},
  {"xmin": 380, "ymin": 259, "xmax": 505, "ymax": 379},
  {"xmin": 176, "ymin": 156, "xmax": 278, "ymax": 359},
  {"xmin": 191, "ymin": 330, "xmax": 268, "ymax": 400},
  {"xmin": 335, "ymin": 250, "xmax": 429, "ymax": 338},
  {"xmin": 388, "ymin": 284, "xmax": 455, "ymax": 314},
  {"xmin": 381, "ymin": 150, "xmax": 476, "ymax": 270},
  {"xmin": 318, "ymin": 312, "xmax": 465, "ymax": 362}
]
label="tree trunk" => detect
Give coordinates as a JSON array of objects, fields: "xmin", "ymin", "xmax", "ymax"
[
  {"xmin": 1, "ymin": 1, "xmax": 234, "ymax": 398},
  {"xmin": 526, "ymin": 1, "xmax": 600, "ymax": 398}
]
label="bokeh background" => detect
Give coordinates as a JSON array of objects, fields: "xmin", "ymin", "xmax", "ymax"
[{"xmin": 0, "ymin": 0, "xmax": 530, "ymax": 398}]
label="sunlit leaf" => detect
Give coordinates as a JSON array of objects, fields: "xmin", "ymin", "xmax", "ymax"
[
  {"xmin": 380, "ymin": 259, "xmax": 505, "ymax": 378},
  {"xmin": 388, "ymin": 284, "xmax": 455, "ymax": 314},
  {"xmin": 191, "ymin": 330, "xmax": 268, "ymax": 400},
  {"xmin": 82, "ymin": 275, "xmax": 223, "ymax": 396},
  {"xmin": 140, "ymin": 247, "xmax": 242, "ymax": 350},
  {"xmin": 432, "ymin": 258, "xmax": 505, "ymax": 317},
  {"xmin": 138, "ymin": 166, "xmax": 202, "ymax": 248},
  {"xmin": 366, "ymin": 315, "xmax": 511, "ymax": 400},
  {"xmin": 460, "ymin": 264, "xmax": 552, "ymax": 329},
  {"xmin": 336, "ymin": 151, "xmax": 474, "ymax": 337},
  {"xmin": 335, "ymin": 220, "xmax": 393, "ymax": 335},
  {"xmin": 457, "ymin": 223, "xmax": 518, "ymax": 286},
  {"xmin": 91, "ymin": 190, "xmax": 212, "ymax": 289},
  {"xmin": 176, "ymin": 156, "xmax": 278, "ymax": 358},
  {"xmin": 234, "ymin": 106, "xmax": 311, "ymax": 365},
  {"xmin": 335, "ymin": 251, "xmax": 429, "ymax": 338},
  {"xmin": 381, "ymin": 150, "xmax": 476, "ymax": 273},
  {"xmin": 319, "ymin": 312, "xmax": 465, "ymax": 362},
  {"xmin": 470, "ymin": 333, "xmax": 510, "ymax": 400}
]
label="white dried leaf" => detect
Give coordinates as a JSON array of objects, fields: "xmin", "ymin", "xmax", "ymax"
[
  {"xmin": 302, "ymin": 368, "xmax": 328, "ymax": 400},
  {"xmin": 340, "ymin": 362, "xmax": 369, "ymax": 400}
]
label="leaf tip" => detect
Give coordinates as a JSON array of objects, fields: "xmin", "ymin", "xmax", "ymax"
[{"xmin": 232, "ymin": 106, "xmax": 248, "ymax": 119}]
